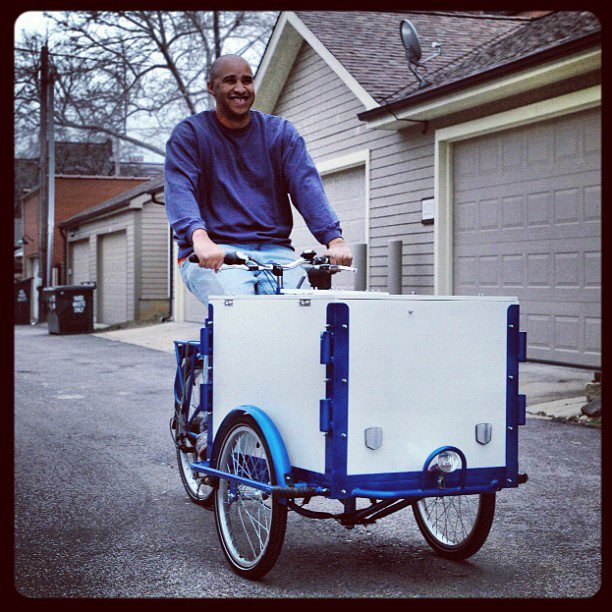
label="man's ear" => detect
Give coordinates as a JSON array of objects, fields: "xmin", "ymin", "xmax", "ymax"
[{"xmin": 207, "ymin": 80, "xmax": 214, "ymax": 95}]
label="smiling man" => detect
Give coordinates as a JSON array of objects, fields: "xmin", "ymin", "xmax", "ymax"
[{"xmin": 164, "ymin": 54, "xmax": 353, "ymax": 306}]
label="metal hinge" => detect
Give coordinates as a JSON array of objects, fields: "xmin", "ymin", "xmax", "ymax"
[
  {"xmin": 320, "ymin": 330, "xmax": 333, "ymax": 365},
  {"xmin": 320, "ymin": 398, "xmax": 332, "ymax": 434}
]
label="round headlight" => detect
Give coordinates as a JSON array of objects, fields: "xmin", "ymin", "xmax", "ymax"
[{"xmin": 437, "ymin": 450, "xmax": 460, "ymax": 473}]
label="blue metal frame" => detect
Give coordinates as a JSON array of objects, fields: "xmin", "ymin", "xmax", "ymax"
[{"xmin": 180, "ymin": 300, "xmax": 527, "ymax": 503}]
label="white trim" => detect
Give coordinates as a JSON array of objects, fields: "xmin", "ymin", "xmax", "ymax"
[
  {"xmin": 433, "ymin": 85, "xmax": 601, "ymax": 295},
  {"xmin": 316, "ymin": 149, "xmax": 368, "ymax": 175},
  {"xmin": 255, "ymin": 12, "xmax": 379, "ymax": 113},
  {"xmin": 174, "ymin": 256, "xmax": 184, "ymax": 322},
  {"xmin": 316, "ymin": 149, "xmax": 370, "ymax": 289},
  {"xmin": 368, "ymin": 48, "xmax": 600, "ymax": 130}
]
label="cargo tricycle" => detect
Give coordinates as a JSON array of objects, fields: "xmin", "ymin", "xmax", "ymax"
[{"xmin": 171, "ymin": 250, "xmax": 528, "ymax": 579}]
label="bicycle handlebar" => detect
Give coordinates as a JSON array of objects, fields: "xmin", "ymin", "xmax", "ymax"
[{"xmin": 187, "ymin": 250, "xmax": 356, "ymax": 273}]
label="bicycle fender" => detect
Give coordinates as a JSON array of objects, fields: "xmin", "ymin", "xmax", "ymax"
[{"xmin": 212, "ymin": 406, "xmax": 293, "ymax": 486}]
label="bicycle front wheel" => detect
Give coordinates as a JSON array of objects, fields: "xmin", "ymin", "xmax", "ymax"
[
  {"xmin": 213, "ymin": 414, "xmax": 287, "ymax": 579},
  {"xmin": 412, "ymin": 493, "xmax": 495, "ymax": 560}
]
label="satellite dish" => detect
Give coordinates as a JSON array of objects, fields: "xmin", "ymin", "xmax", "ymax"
[
  {"xmin": 399, "ymin": 18, "xmax": 442, "ymax": 89},
  {"xmin": 400, "ymin": 19, "xmax": 422, "ymax": 64}
]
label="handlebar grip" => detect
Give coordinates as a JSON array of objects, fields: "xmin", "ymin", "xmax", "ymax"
[
  {"xmin": 187, "ymin": 250, "xmax": 248, "ymax": 265},
  {"xmin": 223, "ymin": 251, "xmax": 248, "ymax": 265}
]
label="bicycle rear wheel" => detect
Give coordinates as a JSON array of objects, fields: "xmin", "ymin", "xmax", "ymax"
[
  {"xmin": 412, "ymin": 493, "xmax": 495, "ymax": 560},
  {"xmin": 175, "ymin": 358, "xmax": 213, "ymax": 507}
]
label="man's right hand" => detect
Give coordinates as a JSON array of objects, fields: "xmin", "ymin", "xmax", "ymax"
[{"xmin": 191, "ymin": 229, "xmax": 225, "ymax": 272}]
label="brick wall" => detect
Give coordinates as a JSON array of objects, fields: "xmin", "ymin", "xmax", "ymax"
[{"xmin": 22, "ymin": 176, "xmax": 148, "ymax": 270}]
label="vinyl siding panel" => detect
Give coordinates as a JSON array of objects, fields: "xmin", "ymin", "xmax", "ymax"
[
  {"xmin": 273, "ymin": 42, "xmax": 435, "ymax": 292},
  {"xmin": 141, "ymin": 200, "xmax": 169, "ymax": 300}
]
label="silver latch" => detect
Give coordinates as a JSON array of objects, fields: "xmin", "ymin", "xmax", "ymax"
[
  {"xmin": 475, "ymin": 423, "xmax": 492, "ymax": 445},
  {"xmin": 299, "ymin": 299, "xmax": 311, "ymax": 307},
  {"xmin": 224, "ymin": 299, "xmax": 234, "ymax": 307},
  {"xmin": 364, "ymin": 427, "xmax": 383, "ymax": 450}
]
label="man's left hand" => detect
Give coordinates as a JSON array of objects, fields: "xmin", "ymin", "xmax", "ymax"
[{"xmin": 325, "ymin": 238, "xmax": 353, "ymax": 266}]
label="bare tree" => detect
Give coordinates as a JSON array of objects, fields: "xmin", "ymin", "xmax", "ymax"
[{"xmin": 14, "ymin": 11, "xmax": 277, "ymax": 158}]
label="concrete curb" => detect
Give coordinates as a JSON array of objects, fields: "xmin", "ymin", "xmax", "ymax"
[{"xmin": 527, "ymin": 396, "xmax": 586, "ymax": 419}]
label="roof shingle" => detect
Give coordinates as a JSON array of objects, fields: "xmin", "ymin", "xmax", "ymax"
[{"xmin": 294, "ymin": 11, "xmax": 600, "ymax": 105}]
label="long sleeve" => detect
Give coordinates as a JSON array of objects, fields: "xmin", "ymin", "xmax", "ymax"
[
  {"xmin": 281, "ymin": 122, "xmax": 343, "ymax": 246},
  {"xmin": 164, "ymin": 121, "xmax": 207, "ymax": 247}
]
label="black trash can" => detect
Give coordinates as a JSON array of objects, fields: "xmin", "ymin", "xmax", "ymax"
[
  {"xmin": 15, "ymin": 277, "xmax": 33, "ymax": 324},
  {"xmin": 42, "ymin": 282, "xmax": 97, "ymax": 335}
]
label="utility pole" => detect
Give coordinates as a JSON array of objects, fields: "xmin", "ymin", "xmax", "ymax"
[
  {"xmin": 46, "ymin": 64, "xmax": 56, "ymax": 288},
  {"xmin": 37, "ymin": 44, "xmax": 49, "ymax": 320},
  {"xmin": 213, "ymin": 11, "xmax": 221, "ymax": 58}
]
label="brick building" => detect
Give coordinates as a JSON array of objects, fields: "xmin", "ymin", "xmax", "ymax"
[{"xmin": 22, "ymin": 175, "xmax": 150, "ymax": 285}]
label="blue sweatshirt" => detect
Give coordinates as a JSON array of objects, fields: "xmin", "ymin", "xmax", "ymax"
[{"xmin": 164, "ymin": 109, "xmax": 343, "ymax": 260}]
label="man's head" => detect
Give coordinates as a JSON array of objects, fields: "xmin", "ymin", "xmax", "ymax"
[{"xmin": 207, "ymin": 55, "xmax": 255, "ymax": 128}]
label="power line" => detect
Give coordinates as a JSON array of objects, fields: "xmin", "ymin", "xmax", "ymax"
[{"xmin": 14, "ymin": 46, "xmax": 212, "ymax": 73}]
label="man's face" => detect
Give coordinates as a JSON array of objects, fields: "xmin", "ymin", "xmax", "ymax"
[{"xmin": 208, "ymin": 58, "xmax": 255, "ymax": 121}]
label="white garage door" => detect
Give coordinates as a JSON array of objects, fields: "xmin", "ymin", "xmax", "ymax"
[
  {"xmin": 290, "ymin": 165, "xmax": 366, "ymax": 290},
  {"xmin": 69, "ymin": 239, "xmax": 90, "ymax": 285},
  {"xmin": 98, "ymin": 231, "xmax": 128, "ymax": 324},
  {"xmin": 453, "ymin": 107, "xmax": 600, "ymax": 368}
]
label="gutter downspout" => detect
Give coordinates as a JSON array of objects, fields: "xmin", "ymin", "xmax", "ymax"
[
  {"xmin": 59, "ymin": 226, "xmax": 68, "ymax": 285},
  {"xmin": 150, "ymin": 190, "xmax": 173, "ymax": 322}
]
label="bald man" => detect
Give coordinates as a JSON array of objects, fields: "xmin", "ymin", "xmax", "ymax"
[{"xmin": 165, "ymin": 54, "xmax": 353, "ymax": 305}]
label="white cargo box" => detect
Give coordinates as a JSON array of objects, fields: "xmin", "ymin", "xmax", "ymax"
[{"xmin": 209, "ymin": 292, "xmax": 519, "ymax": 479}]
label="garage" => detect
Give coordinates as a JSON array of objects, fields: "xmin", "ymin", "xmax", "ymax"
[
  {"xmin": 290, "ymin": 164, "xmax": 366, "ymax": 291},
  {"xmin": 68, "ymin": 239, "xmax": 90, "ymax": 285},
  {"xmin": 98, "ymin": 231, "xmax": 128, "ymax": 324},
  {"xmin": 452, "ymin": 107, "xmax": 600, "ymax": 368}
]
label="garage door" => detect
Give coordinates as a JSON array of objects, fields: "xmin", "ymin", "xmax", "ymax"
[
  {"xmin": 69, "ymin": 239, "xmax": 90, "ymax": 285},
  {"xmin": 290, "ymin": 165, "xmax": 366, "ymax": 291},
  {"xmin": 98, "ymin": 231, "xmax": 128, "ymax": 324},
  {"xmin": 453, "ymin": 107, "xmax": 600, "ymax": 368}
]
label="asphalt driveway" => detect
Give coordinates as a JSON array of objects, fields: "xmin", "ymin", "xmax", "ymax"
[{"xmin": 14, "ymin": 325, "xmax": 601, "ymax": 598}]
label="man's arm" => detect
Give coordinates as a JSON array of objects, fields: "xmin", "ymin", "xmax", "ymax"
[
  {"xmin": 165, "ymin": 122, "xmax": 223, "ymax": 269},
  {"xmin": 281, "ymin": 122, "xmax": 353, "ymax": 266},
  {"xmin": 191, "ymin": 229, "xmax": 225, "ymax": 272}
]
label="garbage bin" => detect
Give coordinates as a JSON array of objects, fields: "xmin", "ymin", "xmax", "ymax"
[
  {"xmin": 42, "ymin": 282, "xmax": 97, "ymax": 335},
  {"xmin": 15, "ymin": 277, "xmax": 33, "ymax": 324}
]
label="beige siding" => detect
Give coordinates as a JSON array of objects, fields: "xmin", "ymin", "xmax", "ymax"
[
  {"xmin": 273, "ymin": 42, "xmax": 435, "ymax": 293},
  {"xmin": 66, "ymin": 211, "xmax": 137, "ymax": 321},
  {"xmin": 141, "ymin": 200, "xmax": 169, "ymax": 300}
]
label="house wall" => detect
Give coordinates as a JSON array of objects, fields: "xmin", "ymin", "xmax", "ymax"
[
  {"xmin": 65, "ymin": 197, "xmax": 170, "ymax": 323},
  {"xmin": 272, "ymin": 41, "xmax": 600, "ymax": 295},
  {"xmin": 21, "ymin": 177, "xmax": 147, "ymax": 279},
  {"xmin": 273, "ymin": 42, "xmax": 436, "ymax": 292},
  {"xmin": 140, "ymin": 199, "xmax": 170, "ymax": 319}
]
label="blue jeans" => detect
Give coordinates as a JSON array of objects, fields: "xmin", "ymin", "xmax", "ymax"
[{"xmin": 179, "ymin": 243, "xmax": 310, "ymax": 307}]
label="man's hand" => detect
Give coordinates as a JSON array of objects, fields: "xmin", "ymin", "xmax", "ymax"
[
  {"xmin": 192, "ymin": 229, "xmax": 225, "ymax": 272},
  {"xmin": 324, "ymin": 237, "xmax": 353, "ymax": 266}
]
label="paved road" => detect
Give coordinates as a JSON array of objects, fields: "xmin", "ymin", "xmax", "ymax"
[{"xmin": 14, "ymin": 325, "xmax": 601, "ymax": 598}]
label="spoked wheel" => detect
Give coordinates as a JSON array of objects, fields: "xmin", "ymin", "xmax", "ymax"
[
  {"xmin": 213, "ymin": 414, "xmax": 287, "ymax": 580},
  {"xmin": 412, "ymin": 493, "xmax": 496, "ymax": 560},
  {"xmin": 175, "ymin": 358, "xmax": 213, "ymax": 508}
]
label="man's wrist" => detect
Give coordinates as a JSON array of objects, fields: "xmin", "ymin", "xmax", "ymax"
[
  {"xmin": 327, "ymin": 237, "xmax": 345, "ymax": 248},
  {"xmin": 192, "ymin": 228, "xmax": 212, "ymax": 245}
]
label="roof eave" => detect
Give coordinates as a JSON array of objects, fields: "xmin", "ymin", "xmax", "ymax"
[
  {"xmin": 254, "ymin": 11, "xmax": 379, "ymax": 114},
  {"xmin": 358, "ymin": 31, "xmax": 601, "ymax": 125}
]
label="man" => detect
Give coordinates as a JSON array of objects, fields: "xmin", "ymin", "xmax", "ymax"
[{"xmin": 164, "ymin": 54, "xmax": 353, "ymax": 304}]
